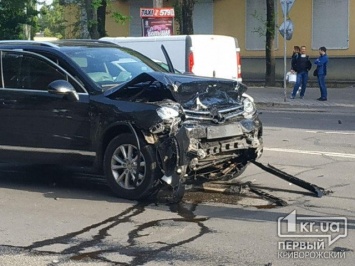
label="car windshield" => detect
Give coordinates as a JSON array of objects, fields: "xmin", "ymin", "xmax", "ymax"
[{"xmin": 61, "ymin": 46, "xmax": 168, "ymax": 89}]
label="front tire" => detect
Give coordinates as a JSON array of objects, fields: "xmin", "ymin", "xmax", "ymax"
[{"xmin": 104, "ymin": 134, "xmax": 160, "ymax": 200}]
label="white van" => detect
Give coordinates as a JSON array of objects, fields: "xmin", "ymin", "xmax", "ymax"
[{"xmin": 100, "ymin": 35, "xmax": 242, "ymax": 82}]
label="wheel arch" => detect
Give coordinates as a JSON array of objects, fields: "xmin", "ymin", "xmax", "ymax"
[{"xmin": 97, "ymin": 122, "xmax": 145, "ymax": 170}]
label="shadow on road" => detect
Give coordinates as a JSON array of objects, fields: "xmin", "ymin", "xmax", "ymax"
[{"xmin": 0, "ymin": 163, "xmax": 121, "ymax": 202}]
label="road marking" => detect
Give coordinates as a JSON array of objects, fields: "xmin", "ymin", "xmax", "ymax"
[
  {"xmin": 264, "ymin": 147, "xmax": 355, "ymax": 159},
  {"xmin": 306, "ymin": 130, "xmax": 355, "ymax": 135}
]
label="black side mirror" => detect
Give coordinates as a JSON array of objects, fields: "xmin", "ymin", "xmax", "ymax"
[{"xmin": 47, "ymin": 80, "xmax": 79, "ymax": 101}]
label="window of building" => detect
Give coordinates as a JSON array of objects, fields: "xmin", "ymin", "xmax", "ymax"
[
  {"xmin": 312, "ymin": 0, "xmax": 349, "ymax": 49},
  {"xmin": 246, "ymin": 0, "xmax": 278, "ymax": 50}
]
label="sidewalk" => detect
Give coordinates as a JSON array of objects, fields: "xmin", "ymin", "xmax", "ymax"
[{"xmin": 247, "ymin": 86, "xmax": 355, "ymax": 110}]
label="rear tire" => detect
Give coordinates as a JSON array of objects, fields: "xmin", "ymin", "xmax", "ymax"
[{"xmin": 103, "ymin": 134, "xmax": 160, "ymax": 200}]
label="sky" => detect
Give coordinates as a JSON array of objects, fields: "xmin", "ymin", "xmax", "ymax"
[{"xmin": 37, "ymin": 0, "xmax": 53, "ymax": 10}]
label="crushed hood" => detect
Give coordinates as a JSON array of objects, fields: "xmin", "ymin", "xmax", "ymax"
[{"xmin": 105, "ymin": 72, "xmax": 247, "ymax": 110}]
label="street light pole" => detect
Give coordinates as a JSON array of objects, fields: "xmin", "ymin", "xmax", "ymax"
[
  {"xmin": 283, "ymin": 2, "xmax": 288, "ymax": 102},
  {"xmin": 280, "ymin": 0, "xmax": 295, "ymax": 101}
]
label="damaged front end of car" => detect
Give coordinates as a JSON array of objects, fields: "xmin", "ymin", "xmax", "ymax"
[{"xmin": 108, "ymin": 72, "xmax": 263, "ymax": 199}]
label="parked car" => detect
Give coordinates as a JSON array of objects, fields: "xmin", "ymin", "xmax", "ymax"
[
  {"xmin": 0, "ymin": 40, "xmax": 263, "ymax": 200},
  {"xmin": 101, "ymin": 34, "xmax": 242, "ymax": 82}
]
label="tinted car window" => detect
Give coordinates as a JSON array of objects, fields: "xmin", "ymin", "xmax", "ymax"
[
  {"xmin": 2, "ymin": 51, "xmax": 66, "ymax": 91},
  {"xmin": 31, "ymin": 50, "xmax": 86, "ymax": 93}
]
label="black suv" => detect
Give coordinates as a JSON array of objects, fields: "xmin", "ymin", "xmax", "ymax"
[{"xmin": 0, "ymin": 40, "xmax": 263, "ymax": 200}]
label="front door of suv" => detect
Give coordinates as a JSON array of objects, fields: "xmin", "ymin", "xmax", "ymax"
[{"xmin": 0, "ymin": 50, "xmax": 94, "ymax": 164}]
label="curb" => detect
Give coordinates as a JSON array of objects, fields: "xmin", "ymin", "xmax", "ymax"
[{"xmin": 255, "ymin": 102, "xmax": 355, "ymax": 113}]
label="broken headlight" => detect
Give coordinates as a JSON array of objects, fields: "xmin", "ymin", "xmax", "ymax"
[
  {"xmin": 157, "ymin": 106, "xmax": 179, "ymax": 120},
  {"xmin": 151, "ymin": 106, "xmax": 181, "ymax": 135},
  {"xmin": 242, "ymin": 96, "xmax": 256, "ymax": 116}
]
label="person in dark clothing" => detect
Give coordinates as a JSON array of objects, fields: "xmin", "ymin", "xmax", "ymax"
[
  {"xmin": 291, "ymin": 45, "xmax": 300, "ymax": 72},
  {"xmin": 314, "ymin": 46, "xmax": 329, "ymax": 101},
  {"xmin": 290, "ymin": 46, "xmax": 312, "ymax": 99},
  {"xmin": 290, "ymin": 45, "xmax": 301, "ymax": 93}
]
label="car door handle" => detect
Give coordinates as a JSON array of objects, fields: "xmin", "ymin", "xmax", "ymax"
[{"xmin": 53, "ymin": 109, "xmax": 69, "ymax": 113}]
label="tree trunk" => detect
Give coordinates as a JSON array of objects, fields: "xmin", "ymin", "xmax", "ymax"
[
  {"xmin": 265, "ymin": 0, "xmax": 276, "ymax": 86},
  {"xmin": 181, "ymin": 0, "xmax": 195, "ymax": 34},
  {"xmin": 85, "ymin": 0, "xmax": 99, "ymax": 39},
  {"xmin": 77, "ymin": 1, "xmax": 90, "ymax": 38},
  {"xmin": 97, "ymin": 0, "xmax": 106, "ymax": 37},
  {"xmin": 153, "ymin": 0, "xmax": 163, "ymax": 8}
]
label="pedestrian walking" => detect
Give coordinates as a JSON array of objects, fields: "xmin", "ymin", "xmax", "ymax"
[
  {"xmin": 314, "ymin": 46, "xmax": 329, "ymax": 101},
  {"xmin": 290, "ymin": 46, "xmax": 312, "ymax": 99}
]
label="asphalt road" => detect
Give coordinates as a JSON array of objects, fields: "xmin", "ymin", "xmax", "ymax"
[{"xmin": 0, "ymin": 107, "xmax": 354, "ymax": 266}]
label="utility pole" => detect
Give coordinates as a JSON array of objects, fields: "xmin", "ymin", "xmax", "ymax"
[
  {"xmin": 153, "ymin": 0, "xmax": 163, "ymax": 8},
  {"xmin": 283, "ymin": 2, "xmax": 287, "ymax": 102},
  {"xmin": 279, "ymin": 0, "xmax": 295, "ymax": 102}
]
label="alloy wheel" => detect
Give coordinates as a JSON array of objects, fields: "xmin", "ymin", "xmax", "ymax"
[{"xmin": 111, "ymin": 144, "xmax": 146, "ymax": 189}]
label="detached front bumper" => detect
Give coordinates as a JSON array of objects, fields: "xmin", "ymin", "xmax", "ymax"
[{"xmin": 155, "ymin": 116, "xmax": 263, "ymax": 186}]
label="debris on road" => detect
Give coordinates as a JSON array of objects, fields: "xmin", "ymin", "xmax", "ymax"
[
  {"xmin": 252, "ymin": 161, "xmax": 333, "ymax": 197},
  {"xmin": 180, "ymin": 161, "xmax": 332, "ymax": 207}
]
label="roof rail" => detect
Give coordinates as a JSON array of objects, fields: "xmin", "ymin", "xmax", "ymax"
[{"xmin": 0, "ymin": 40, "xmax": 57, "ymax": 47}]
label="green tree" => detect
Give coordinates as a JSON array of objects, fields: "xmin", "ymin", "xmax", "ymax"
[
  {"xmin": 59, "ymin": 0, "xmax": 129, "ymax": 38},
  {"xmin": 0, "ymin": 0, "xmax": 39, "ymax": 40},
  {"xmin": 251, "ymin": 0, "xmax": 277, "ymax": 86},
  {"xmin": 38, "ymin": 0, "xmax": 66, "ymax": 39}
]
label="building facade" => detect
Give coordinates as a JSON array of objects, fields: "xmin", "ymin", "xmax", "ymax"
[{"xmin": 68, "ymin": 0, "xmax": 355, "ymax": 85}]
